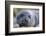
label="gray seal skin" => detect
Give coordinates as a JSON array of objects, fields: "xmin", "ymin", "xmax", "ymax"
[{"xmin": 14, "ymin": 10, "xmax": 39, "ymax": 27}]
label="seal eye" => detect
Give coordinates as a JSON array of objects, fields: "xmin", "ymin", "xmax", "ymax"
[
  {"xmin": 28, "ymin": 15, "xmax": 31, "ymax": 19},
  {"xmin": 17, "ymin": 14, "xmax": 24, "ymax": 20},
  {"xmin": 20, "ymin": 14, "xmax": 24, "ymax": 17}
]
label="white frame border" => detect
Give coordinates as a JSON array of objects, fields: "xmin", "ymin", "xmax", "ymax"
[{"xmin": 9, "ymin": 5, "xmax": 43, "ymax": 33}]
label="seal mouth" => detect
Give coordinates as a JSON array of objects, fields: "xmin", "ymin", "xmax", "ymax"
[{"xmin": 19, "ymin": 18, "xmax": 28, "ymax": 27}]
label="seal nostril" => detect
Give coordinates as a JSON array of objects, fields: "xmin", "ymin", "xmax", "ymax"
[
  {"xmin": 28, "ymin": 15, "xmax": 31, "ymax": 19},
  {"xmin": 25, "ymin": 19, "xmax": 28, "ymax": 23}
]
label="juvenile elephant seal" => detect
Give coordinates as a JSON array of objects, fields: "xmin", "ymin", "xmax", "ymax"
[{"xmin": 14, "ymin": 10, "xmax": 39, "ymax": 27}]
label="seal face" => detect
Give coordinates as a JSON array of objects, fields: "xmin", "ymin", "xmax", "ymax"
[{"xmin": 16, "ymin": 11, "xmax": 31, "ymax": 27}]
